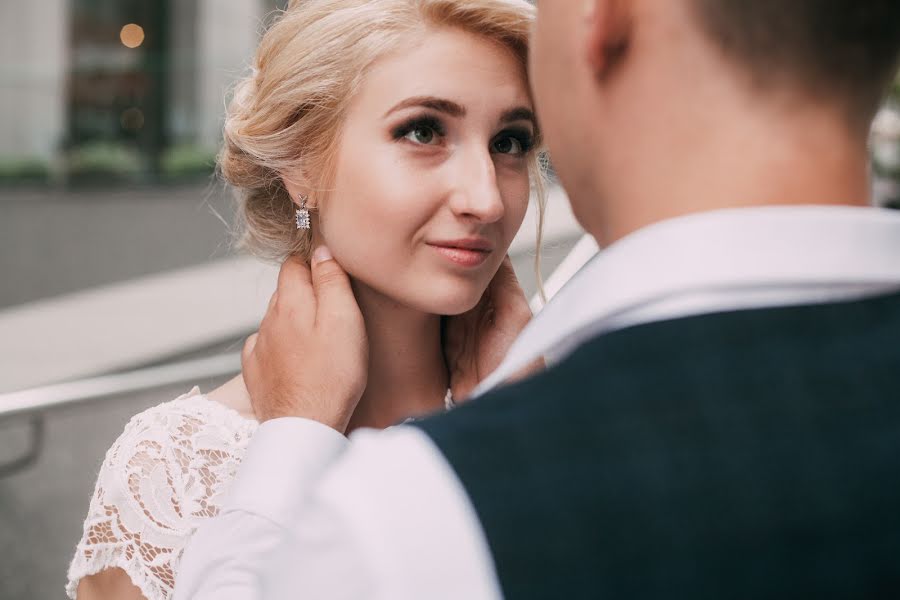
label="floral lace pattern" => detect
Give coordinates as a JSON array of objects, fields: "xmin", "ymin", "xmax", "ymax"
[{"xmin": 66, "ymin": 388, "xmax": 258, "ymax": 600}]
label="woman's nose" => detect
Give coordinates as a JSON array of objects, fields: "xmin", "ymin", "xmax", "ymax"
[{"xmin": 448, "ymin": 148, "xmax": 505, "ymax": 223}]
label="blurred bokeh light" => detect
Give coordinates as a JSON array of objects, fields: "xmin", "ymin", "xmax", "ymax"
[{"xmin": 119, "ymin": 23, "xmax": 144, "ymax": 48}]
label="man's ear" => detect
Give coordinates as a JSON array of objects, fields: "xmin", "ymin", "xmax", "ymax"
[{"xmin": 584, "ymin": 0, "xmax": 632, "ymax": 80}]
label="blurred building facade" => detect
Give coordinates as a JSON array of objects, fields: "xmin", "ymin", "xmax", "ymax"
[
  {"xmin": 0, "ymin": 0, "xmax": 283, "ymax": 184},
  {"xmin": 0, "ymin": 1, "xmax": 897, "ymax": 197}
]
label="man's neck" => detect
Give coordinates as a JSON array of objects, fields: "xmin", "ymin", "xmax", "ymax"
[
  {"xmin": 346, "ymin": 281, "xmax": 449, "ymax": 433},
  {"xmin": 578, "ymin": 86, "xmax": 873, "ymax": 247}
]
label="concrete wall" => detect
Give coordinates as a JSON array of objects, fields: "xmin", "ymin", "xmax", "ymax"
[
  {"xmin": 0, "ymin": 0, "xmax": 69, "ymax": 161},
  {"xmin": 197, "ymin": 0, "xmax": 265, "ymax": 149}
]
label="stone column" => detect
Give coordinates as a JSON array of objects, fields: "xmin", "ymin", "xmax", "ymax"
[
  {"xmin": 0, "ymin": 0, "xmax": 69, "ymax": 163},
  {"xmin": 168, "ymin": 0, "xmax": 199, "ymax": 144},
  {"xmin": 196, "ymin": 0, "xmax": 264, "ymax": 150}
]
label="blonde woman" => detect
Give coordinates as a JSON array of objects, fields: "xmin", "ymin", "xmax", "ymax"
[{"xmin": 66, "ymin": 0, "xmax": 544, "ymax": 598}]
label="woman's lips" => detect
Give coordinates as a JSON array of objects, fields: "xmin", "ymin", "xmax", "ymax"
[{"xmin": 428, "ymin": 244, "xmax": 492, "ymax": 267}]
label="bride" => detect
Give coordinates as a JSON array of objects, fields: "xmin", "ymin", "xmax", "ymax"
[{"xmin": 66, "ymin": 0, "xmax": 545, "ymax": 598}]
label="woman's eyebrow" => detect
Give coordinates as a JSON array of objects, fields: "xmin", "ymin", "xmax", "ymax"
[
  {"xmin": 384, "ymin": 96, "xmax": 466, "ymax": 118},
  {"xmin": 384, "ymin": 97, "xmax": 536, "ymax": 128},
  {"xmin": 500, "ymin": 107, "xmax": 535, "ymax": 127}
]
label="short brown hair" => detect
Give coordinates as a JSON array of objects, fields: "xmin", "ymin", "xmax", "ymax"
[{"xmin": 690, "ymin": 0, "xmax": 900, "ymax": 125}]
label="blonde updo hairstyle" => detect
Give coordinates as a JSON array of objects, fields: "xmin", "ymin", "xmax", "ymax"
[{"xmin": 220, "ymin": 0, "xmax": 547, "ymax": 282}]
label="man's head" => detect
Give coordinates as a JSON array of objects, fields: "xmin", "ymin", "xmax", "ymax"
[
  {"xmin": 530, "ymin": 0, "xmax": 900, "ymax": 243},
  {"xmin": 689, "ymin": 0, "xmax": 900, "ymax": 128}
]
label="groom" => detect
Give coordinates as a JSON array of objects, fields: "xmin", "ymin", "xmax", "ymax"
[{"xmin": 178, "ymin": 1, "xmax": 900, "ymax": 598}]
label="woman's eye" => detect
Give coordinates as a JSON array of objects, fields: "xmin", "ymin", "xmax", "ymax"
[
  {"xmin": 405, "ymin": 125, "xmax": 439, "ymax": 145},
  {"xmin": 493, "ymin": 136, "xmax": 525, "ymax": 155}
]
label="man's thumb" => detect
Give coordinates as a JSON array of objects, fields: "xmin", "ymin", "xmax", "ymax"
[{"xmin": 310, "ymin": 246, "xmax": 355, "ymax": 308}]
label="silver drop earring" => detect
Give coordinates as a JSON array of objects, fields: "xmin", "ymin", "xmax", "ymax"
[{"xmin": 295, "ymin": 195, "xmax": 311, "ymax": 230}]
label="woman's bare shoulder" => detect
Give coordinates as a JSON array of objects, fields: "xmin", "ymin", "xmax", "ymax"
[{"xmin": 205, "ymin": 374, "xmax": 256, "ymax": 421}]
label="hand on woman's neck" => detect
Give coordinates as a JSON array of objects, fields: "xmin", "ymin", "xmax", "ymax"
[{"xmin": 345, "ymin": 280, "xmax": 450, "ymax": 433}]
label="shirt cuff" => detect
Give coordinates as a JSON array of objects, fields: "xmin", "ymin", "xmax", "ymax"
[{"xmin": 223, "ymin": 417, "xmax": 349, "ymax": 526}]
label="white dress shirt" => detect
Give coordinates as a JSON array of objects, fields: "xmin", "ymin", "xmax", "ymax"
[{"xmin": 175, "ymin": 205, "xmax": 900, "ymax": 600}]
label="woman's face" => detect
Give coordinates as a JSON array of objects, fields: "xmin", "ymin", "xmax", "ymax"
[{"xmin": 311, "ymin": 27, "xmax": 535, "ymax": 315}]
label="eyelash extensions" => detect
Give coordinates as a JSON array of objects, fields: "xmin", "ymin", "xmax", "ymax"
[
  {"xmin": 392, "ymin": 114, "xmax": 446, "ymax": 140},
  {"xmin": 494, "ymin": 127, "xmax": 535, "ymax": 154}
]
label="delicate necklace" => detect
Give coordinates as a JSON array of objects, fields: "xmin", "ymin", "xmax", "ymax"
[
  {"xmin": 401, "ymin": 389, "xmax": 454, "ymax": 426},
  {"xmin": 444, "ymin": 388, "xmax": 455, "ymax": 411}
]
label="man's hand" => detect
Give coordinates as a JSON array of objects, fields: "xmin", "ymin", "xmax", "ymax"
[
  {"xmin": 443, "ymin": 256, "xmax": 541, "ymax": 402},
  {"xmin": 242, "ymin": 247, "xmax": 368, "ymax": 432}
]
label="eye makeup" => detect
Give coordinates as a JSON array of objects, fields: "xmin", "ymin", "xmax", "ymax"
[
  {"xmin": 389, "ymin": 112, "xmax": 535, "ymax": 155},
  {"xmin": 492, "ymin": 126, "xmax": 535, "ymax": 155},
  {"xmin": 391, "ymin": 114, "xmax": 447, "ymax": 142}
]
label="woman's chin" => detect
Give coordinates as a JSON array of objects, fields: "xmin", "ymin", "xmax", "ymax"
[
  {"xmin": 435, "ymin": 296, "xmax": 482, "ymax": 316},
  {"xmin": 427, "ymin": 275, "xmax": 498, "ymax": 315},
  {"xmin": 414, "ymin": 284, "xmax": 486, "ymax": 316}
]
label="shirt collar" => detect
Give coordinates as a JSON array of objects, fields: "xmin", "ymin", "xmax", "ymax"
[{"xmin": 475, "ymin": 205, "xmax": 900, "ymax": 395}]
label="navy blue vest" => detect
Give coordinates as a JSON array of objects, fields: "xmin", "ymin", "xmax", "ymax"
[{"xmin": 418, "ymin": 292, "xmax": 900, "ymax": 599}]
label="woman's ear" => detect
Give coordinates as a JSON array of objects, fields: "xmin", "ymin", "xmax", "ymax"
[
  {"xmin": 281, "ymin": 174, "xmax": 316, "ymax": 209},
  {"xmin": 584, "ymin": 0, "xmax": 632, "ymax": 80}
]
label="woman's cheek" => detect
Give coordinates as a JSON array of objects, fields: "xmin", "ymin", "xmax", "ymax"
[
  {"xmin": 317, "ymin": 201, "xmax": 375, "ymax": 269},
  {"xmin": 502, "ymin": 182, "xmax": 532, "ymax": 244},
  {"xmin": 320, "ymin": 192, "xmax": 412, "ymax": 281}
]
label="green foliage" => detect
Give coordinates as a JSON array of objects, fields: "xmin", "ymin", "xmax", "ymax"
[
  {"xmin": 1, "ymin": 142, "xmax": 218, "ymax": 187},
  {"xmin": 67, "ymin": 142, "xmax": 142, "ymax": 180},
  {"xmin": 161, "ymin": 144, "xmax": 217, "ymax": 179},
  {"xmin": 0, "ymin": 157, "xmax": 50, "ymax": 184}
]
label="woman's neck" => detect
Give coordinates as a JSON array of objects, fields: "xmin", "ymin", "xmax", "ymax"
[
  {"xmin": 345, "ymin": 280, "xmax": 449, "ymax": 433},
  {"xmin": 209, "ymin": 279, "xmax": 450, "ymax": 431}
]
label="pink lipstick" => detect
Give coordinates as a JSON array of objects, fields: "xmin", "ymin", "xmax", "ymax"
[{"xmin": 427, "ymin": 238, "xmax": 494, "ymax": 268}]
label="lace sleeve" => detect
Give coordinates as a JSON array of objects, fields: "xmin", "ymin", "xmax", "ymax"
[{"xmin": 66, "ymin": 391, "xmax": 257, "ymax": 600}]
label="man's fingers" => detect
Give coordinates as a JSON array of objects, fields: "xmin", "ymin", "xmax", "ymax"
[
  {"xmin": 275, "ymin": 255, "xmax": 315, "ymax": 316},
  {"xmin": 310, "ymin": 246, "xmax": 359, "ymax": 323}
]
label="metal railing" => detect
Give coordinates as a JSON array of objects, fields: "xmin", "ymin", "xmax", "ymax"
[
  {"xmin": 0, "ymin": 351, "xmax": 242, "ymax": 478},
  {"xmin": 0, "ymin": 351, "xmax": 241, "ymax": 422}
]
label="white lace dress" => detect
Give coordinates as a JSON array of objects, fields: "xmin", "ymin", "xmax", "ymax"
[
  {"xmin": 66, "ymin": 386, "xmax": 454, "ymax": 599},
  {"xmin": 66, "ymin": 388, "xmax": 258, "ymax": 600}
]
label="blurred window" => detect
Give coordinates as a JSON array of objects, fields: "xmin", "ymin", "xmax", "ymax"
[
  {"xmin": 0, "ymin": 1, "xmax": 284, "ymax": 308},
  {"xmin": 67, "ymin": 0, "xmax": 169, "ymax": 182}
]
